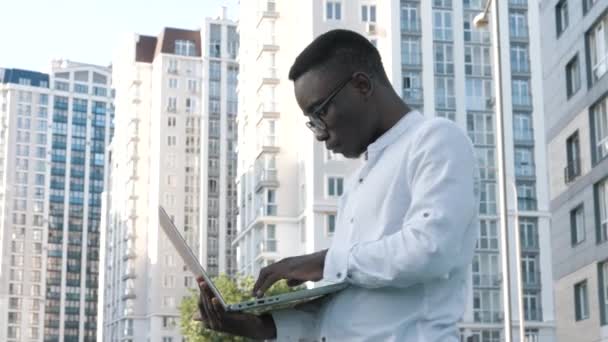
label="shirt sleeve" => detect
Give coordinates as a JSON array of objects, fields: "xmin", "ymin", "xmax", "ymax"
[{"xmin": 323, "ymin": 120, "xmax": 478, "ymax": 289}]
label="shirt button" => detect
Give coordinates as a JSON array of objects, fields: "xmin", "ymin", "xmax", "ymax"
[
  {"xmin": 336, "ymin": 272, "xmax": 342, "ymax": 278},
  {"xmin": 350, "ymin": 218, "xmax": 354, "ymax": 223},
  {"xmin": 358, "ymin": 178, "xmax": 363, "ymax": 183},
  {"xmin": 322, "ymin": 338, "xmax": 327, "ymax": 342}
]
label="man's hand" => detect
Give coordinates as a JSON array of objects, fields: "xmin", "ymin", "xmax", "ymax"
[
  {"xmin": 252, "ymin": 250, "xmax": 328, "ymax": 298},
  {"xmin": 196, "ymin": 277, "xmax": 276, "ymax": 340}
]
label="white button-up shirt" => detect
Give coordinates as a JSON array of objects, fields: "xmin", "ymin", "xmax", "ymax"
[{"xmin": 272, "ymin": 111, "xmax": 479, "ymax": 341}]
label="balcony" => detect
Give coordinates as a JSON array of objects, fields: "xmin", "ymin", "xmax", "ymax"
[
  {"xmin": 515, "ymin": 164, "xmax": 536, "ymax": 179},
  {"xmin": 122, "ymin": 288, "xmax": 136, "ymax": 300},
  {"xmin": 257, "ymin": 36, "xmax": 279, "ymax": 59},
  {"xmin": 122, "ymin": 248, "xmax": 136, "ymax": 261},
  {"xmin": 255, "ymin": 169, "xmax": 278, "ymax": 192},
  {"xmin": 257, "ymin": 204, "xmax": 277, "ymax": 218},
  {"xmin": 474, "ymin": 310, "xmax": 503, "ymax": 323},
  {"xmin": 122, "ymin": 268, "xmax": 136, "ymax": 280},
  {"xmin": 472, "ymin": 274, "xmax": 502, "ymax": 288},
  {"xmin": 257, "ymin": 239, "xmax": 277, "ymax": 254},
  {"xmin": 402, "ymin": 87, "xmax": 423, "ymax": 105},
  {"xmin": 257, "ymin": 1, "xmax": 279, "ymax": 27},
  {"xmin": 256, "ymin": 102, "xmax": 280, "ymax": 124},
  {"xmin": 401, "ymin": 22, "xmax": 421, "ymax": 36},
  {"xmin": 564, "ymin": 159, "xmax": 581, "ymax": 183},
  {"xmin": 518, "ymin": 197, "xmax": 537, "ymax": 211},
  {"xmin": 257, "ymin": 135, "xmax": 279, "ymax": 155},
  {"xmin": 257, "ymin": 68, "xmax": 280, "ymax": 91},
  {"xmin": 523, "ymin": 272, "xmax": 542, "ymax": 288},
  {"xmin": 513, "ymin": 129, "xmax": 534, "ymax": 145}
]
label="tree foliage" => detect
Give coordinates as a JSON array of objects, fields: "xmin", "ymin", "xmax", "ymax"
[{"xmin": 179, "ymin": 275, "xmax": 297, "ymax": 341}]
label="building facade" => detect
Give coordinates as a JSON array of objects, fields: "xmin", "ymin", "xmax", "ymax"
[
  {"xmin": 541, "ymin": 0, "xmax": 608, "ymax": 341},
  {"xmin": 235, "ymin": 1, "xmax": 555, "ymax": 341},
  {"xmin": 0, "ymin": 60, "xmax": 113, "ymax": 342},
  {"xmin": 98, "ymin": 12, "xmax": 238, "ymax": 342}
]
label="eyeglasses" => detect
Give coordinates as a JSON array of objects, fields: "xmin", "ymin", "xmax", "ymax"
[{"xmin": 305, "ymin": 75, "xmax": 353, "ymax": 138}]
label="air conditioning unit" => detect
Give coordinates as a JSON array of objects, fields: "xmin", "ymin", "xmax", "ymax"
[{"xmin": 366, "ymin": 22, "xmax": 377, "ymax": 35}]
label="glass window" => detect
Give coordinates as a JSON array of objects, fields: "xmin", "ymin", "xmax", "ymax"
[
  {"xmin": 327, "ymin": 177, "xmax": 344, "ymax": 197},
  {"xmin": 575, "ymin": 281, "xmax": 589, "ymax": 320},
  {"xmin": 326, "ymin": 1, "xmax": 342, "ymax": 20},
  {"xmin": 566, "ymin": 55, "xmax": 581, "ymax": 97},
  {"xmin": 556, "ymin": 0, "xmax": 569, "ymax": 35},
  {"xmin": 327, "ymin": 213, "xmax": 336, "ymax": 234},
  {"xmin": 570, "ymin": 204, "xmax": 585, "ymax": 245}
]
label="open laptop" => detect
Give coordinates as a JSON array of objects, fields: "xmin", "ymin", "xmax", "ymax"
[{"xmin": 158, "ymin": 206, "xmax": 347, "ymax": 315}]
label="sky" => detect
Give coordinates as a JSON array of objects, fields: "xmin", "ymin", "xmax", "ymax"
[{"xmin": 0, "ymin": 0, "xmax": 238, "ymax": 73}]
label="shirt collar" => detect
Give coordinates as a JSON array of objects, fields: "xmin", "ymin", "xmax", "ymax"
[{"xmin": 366, "ymin": 110, "xmax": 422, "ymax": 158}]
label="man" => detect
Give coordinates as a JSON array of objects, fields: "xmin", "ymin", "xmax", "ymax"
[{"xmin": 196, "ymin": 29, "xmax": 478, "ymax": 341}]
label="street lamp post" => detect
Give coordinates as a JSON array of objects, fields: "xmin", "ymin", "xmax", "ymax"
[{"xmin": 473, "ymin": 1, "xmax": 525, "ymax": 342}]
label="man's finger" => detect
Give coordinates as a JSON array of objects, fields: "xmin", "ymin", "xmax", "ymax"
[
  {"xmin": 202, "ymin": 282, "xmax": 221, "ymax": 326},
  {"xmin": 256, "ymin": 273, "xmax": 282, "ymax": 297},
  {"xmin": 211, "ymin": 297, "xmax": 225, "ymax": 329},
  {"xmin": 199, "ymin": 282, "xmax": 216, "ymax": 329},
  {"xmin": 252, "ymin": 267, "xmax": 269, "ymax": 296}
]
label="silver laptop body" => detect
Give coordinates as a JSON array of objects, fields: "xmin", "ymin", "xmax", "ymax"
[{"xmin": 158, "ymin": 206, "xmax": 347, "ymax": 314}]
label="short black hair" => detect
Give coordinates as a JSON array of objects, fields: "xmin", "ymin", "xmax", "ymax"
[{"xmin": 288, "ymin": 29, "xmax": 390, "ymax": 85}]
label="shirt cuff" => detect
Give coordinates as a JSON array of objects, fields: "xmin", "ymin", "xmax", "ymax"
[
  {"xmin": 323, "ymin": 243, "xmax": 356, "ymax": 284},
  {"xmin": 271, "ymin": 308, "xmax": 318, "ymax": 342}
]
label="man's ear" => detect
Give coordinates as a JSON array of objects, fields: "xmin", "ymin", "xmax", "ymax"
[{"xmin": 352, "ymin": 72, "xmax": 374, "ymax": 98}]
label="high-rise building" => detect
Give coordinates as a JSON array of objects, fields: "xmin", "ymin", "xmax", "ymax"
[
  {"xmin": 45, "ymin": 60, "xmax": 114, "ymax": 342},
  {"xmin": 0, "ymin": 60, "xmax": 113, "ymax": 342},
  {"xmin": 0, "ymin": 68, "xmax": 52, "ymax": 342},
  {"xmin": 98, "ymin": 11, "xmax": 238, "ymax": 341},
  {"xmin": 235, "ymin": 1, "xmax": 555, "ymax": 341},
  {"xmin": 541, "ymin": 0, "xmax": 608, "ymax": 341}
]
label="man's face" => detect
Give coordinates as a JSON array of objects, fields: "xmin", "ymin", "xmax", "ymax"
[{"xmin": 294, "ymin": 69, "xmax": 375, "ymax": 158}]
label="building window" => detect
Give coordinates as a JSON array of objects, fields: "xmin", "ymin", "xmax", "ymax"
[
  {"xmin": 566, "ymin": 55, "xmax": 581, "ymax": 97},
  {"xmin": 599, "ymin": 261, "xmax": 608, "ymax": 324},
  {"xmin": 512, "ymin": 79, "xmax": 531, "ymax": 107},
  {"xmin": 326, "ymin": 1, "xmax": 342, "ymax": 20},
  {"xmin": 556, "ymin": 0, "xmax": 569, "ymax": 36},
  {"xmin": 209, "ymin": 24, "xmax": 221, "ymax": 58},
  {"xmin": 175, "ymin": 40, "xmax": 196, "ymax": 56},
  {"xmin": 513, "ymin": 112, "xmax": 533, "ymax": 142},
  {"xmin": 592, "ymin": 96, "xmax": 608, "ymax": 162},
  {"xmin": 524, "ymin": 291, "xmax": 541, "ymax": 321},
  {"xmin": 517, "ymin": 182, "xmax": 537, "ymax": 211},
  {"xmin": 401, "ymin": 3, "xmax": 420, "ymax": 33},
  {"xmin": 584, "ymin": 0, "xmax": 598, "ymax": 14},
  {"xmin": 596, "ymin": 178, "xmax": 608, "ymax": 242},
  {"xmin": 575, "ymin": 280, "xmax": 589, "ymax": 320},
  {"xmin": 327, "ymin": 177, "xmax": 344, "ymax": 197},
  {"xmin": 465, "ymin": 78, "xmax": 493, "ymax": 111},
  {"xmin": 511, "ymin": 44, "xmax": 530, "ymax": 73},
  {"xmin": 509, "ymin": 12, "xmax": 528, "ymax": 39},
  {"xmin": 514, "ymin": 147, "xmax": 535, "ymax": 177},
  {"xmin": 479, "ymin": 182, "xmax": 497, "ymax": 215},
  {"xmin": 434, "ymin": 44, "xmax": 454, "ymax": 75},
  {"xmin": 327, "ymin": 213, "xmax": 336, "ymax": 235},
  {"xmin": 571, "ymin": 204, "xmax": 586, "ymax": 245},
  {"xmin": 433, "ymin": 10, "xmax": 453, "ymax": 41},
  {"xmin": 566, "ymin": 131, "xmax": 581, "ymax": 182},
  {"xmin": 522, "ymin": 254, "xmax": 538, "ymax": 286},
  {"xmin": 435, "ymin": 77, "xmax": 455, "ymax": 109},
  {"xmin": 361, "ymin": 4, "xmax": 376, "ymax": 22},
  {"xmin": 588, "ymin": 16, "xmax": 608, "ymax": 83},
  {"xmin": 168, "ymin": 78, "xmax": 178, "ymax": 89},
  {"xmin": 402, "ymin": 38, "xmax": 421, "ymax": 66},
  {"xmin": 476, "ymin": 219, "xmax": 498, "ymax": 250},
  {"xmin": 520, "ymin": 218, "xmax": 538, "ymax": 249}
]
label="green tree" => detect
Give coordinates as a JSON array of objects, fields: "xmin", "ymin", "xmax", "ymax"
[{"xmin": 179, "ymin": 274, "xmax": 298, "ymax": 342}]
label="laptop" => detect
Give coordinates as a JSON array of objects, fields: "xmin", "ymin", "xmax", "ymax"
[{"xmin": 158, "ymin": 206, "xmax": 347, "ymax": 315}]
